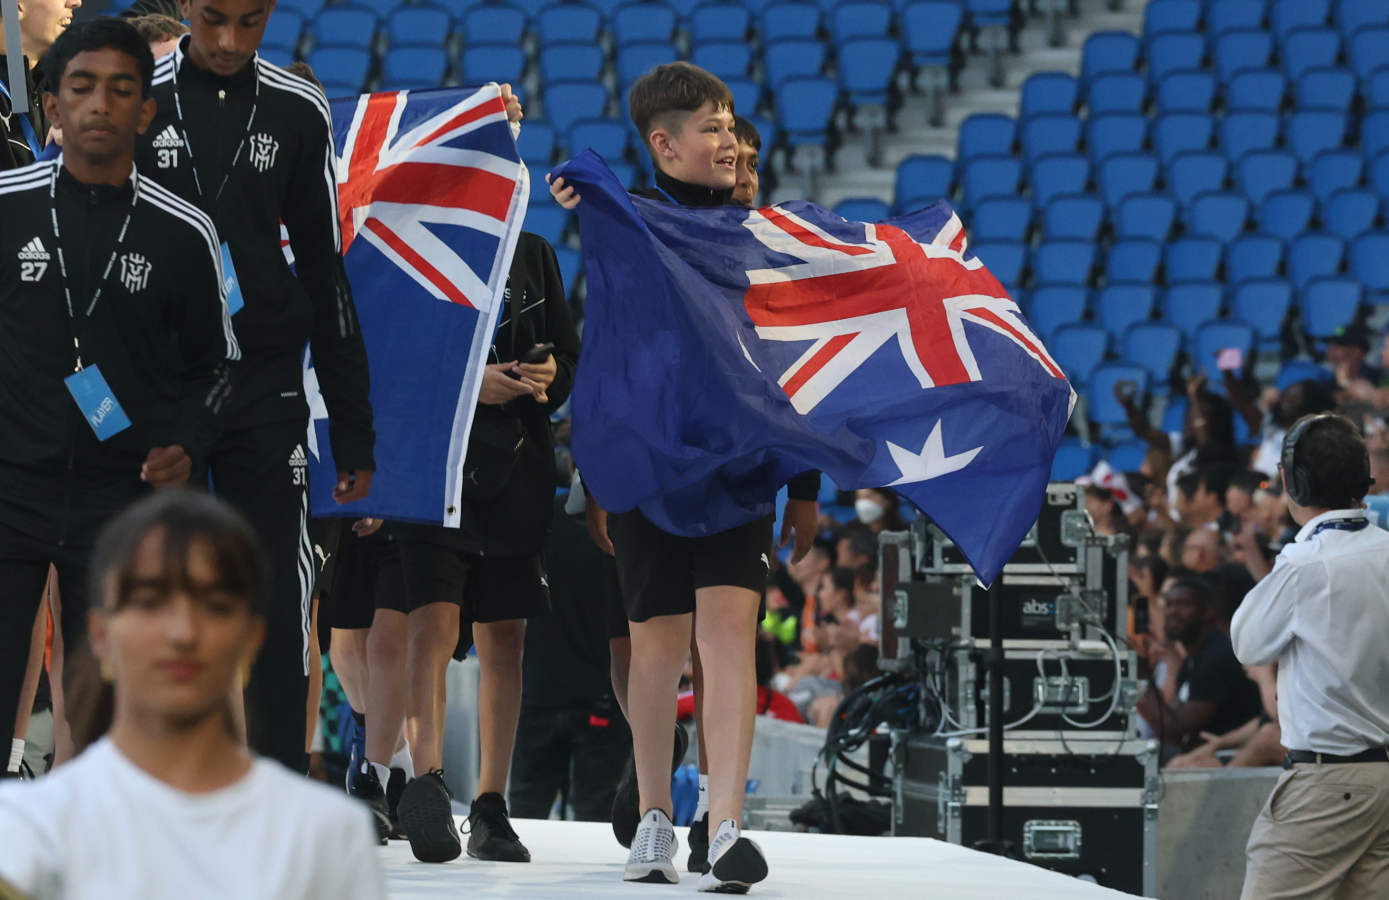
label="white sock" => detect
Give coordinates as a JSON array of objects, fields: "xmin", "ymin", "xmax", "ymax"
[
  {"xmin": 390, "ymin": 737, "xmax": 415, "ymax": 780},
  {"xmin": 7, "ymin": 738, "xmax": 23, "ymax": 774},
  {"xmin": 695, "ymin": 774, "xmax": 709, "ymax": 819},
  {"xmin": 710, "ymin": 818, "xmax": 740, "ymax": 860}
]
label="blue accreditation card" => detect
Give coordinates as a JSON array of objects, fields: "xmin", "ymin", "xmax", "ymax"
[
  {"xmin": 220, "ymin": 242, "xmax": 244, "ymax": 316},
  {"xmin": 64, "ymin": 365, "xmax": 132, "ymax": 441}
]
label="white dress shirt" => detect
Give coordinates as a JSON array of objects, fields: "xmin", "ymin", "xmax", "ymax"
[{"xmin": 1231, "ymin": 509, "xmax": 1389, "ymax": 755}]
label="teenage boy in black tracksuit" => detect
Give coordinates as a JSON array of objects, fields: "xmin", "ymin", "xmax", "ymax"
[
  {"xmin": 0, "ymin": 18, "xmax": 236, "ymax": 765},
  {"xmin": 132, "ymin": 2, "xmax": 375, "ymax": 771}
]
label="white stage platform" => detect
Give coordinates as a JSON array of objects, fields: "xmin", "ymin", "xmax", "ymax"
[{"xmin": 382, "ymin": 818, "xmax": 1133, "ymax": 898}]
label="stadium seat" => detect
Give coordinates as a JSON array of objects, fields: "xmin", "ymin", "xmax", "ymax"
[
  {"xmin": 763, "ymin": 39, "xmax": 828, "ymax": 88},
  {"xmin": 462, "ymin": 43, "xmax": 527, "ymax": 86},
  {"xmin": 536, "ymin": 3, "xmax": 603, "ymax": 46},
  {"xmin": 1147, "ymin": 31, "xmax": 1206, "ymax": 84},
  {"xmin": 1085, "ymin": 72, "xmax": 1147, "ymax": 115},
  {"xmin": 616, "ymin": 42, "xmax": 680, "ymax": 91},
  {"xmin": 386, "ymin": 5, "xmax": 452, "ymax": 46},
  {"xmin": 1300, "ymin": 276, "xmax": 1363, "ymax": 338},
  {"xmin": 1020, "ymin": 72, "xmax": 1078, "ymax": 117},
  {"xmin": 1193, "ymin": 320, "xmax": 1256, "ymax": 382},
  {"xmin": 1256, "ymin": 189, "xmax": 1317, "ymax": 241},
  {"xmin": 380, "ymin": 46, "xmax": 448, "ymax": 90},
  {"xmin": 690, "ymin": 41, "xmax": 752, "ymax": 80},
  {"xmin": 1107, "ymin": 438, "xmax": 1150, "ymax": 472},
  {"xmin": 1106, "ymin": 239, "xmax": 1163, "ymax": 284},
  {"xmin": 1366, "ymin": 68, "xmax": 1389, "ymax": 110},
  {"xmin": 1308, "ymin": 149, "xmax": 1364, "ymax": 206},
  {"xmin": 612, "ymin": 1, "xmax": 678, "ymax": 45},
  {"xmin": 1335, "ymin": 0, "xmax": 1389, "ymax": 40},
  {"xmin": 1022, "ymin": 115, "xmax": 1082, "ymax": 164},
  {"xmin": 832, "ymin": 0, "xmax": 893, "ymax": 39},
  {"xmin": 1207, "ymin": 0, "xmax": 1265, "ymax": 40},
  {"xmin": 971, "ymin": 197, "xmax": 1032, "ymax": 242},
  {"xmin": 1163, "ymin": 283, "xmax": 1224, "ymax": 341},
  {"xmin": 567, "ymin": 118, "xmax": 629, "ymax": 159},
  {"xmin": 1322, "ymin": 189, "xmax": 1381, "ymax": 241},
  {"xmin": 262, "ymin": 9, "xmax": 305, "ymax": 53},
  {"xmin": 1281, "ymin": 27, "xmax": 1341, "ymax": 81},
  {"xmin": 725, "ymin": 78, "xmax": 761, "ymax": 116},
  {"xmin": 1030, "ymin": 154, "xmax": 1091, "ymax": 210},
  {"xmin": 543, "ymin": 81, "xmax": 610, "ymax": 134},
  {"xmin": 1275, "ymin": 358, "xmax": 1334, "ymax": 391},
  {"xmin": 1372, "ymin": 151, "xmax": 1389, "ymax": 201},
  {"xmin": 895, "ymin": 154, "xmax": 955, "ymax": 209},
  {"xmin": 1081, "ymin": 31, "xmax": 1140, "ymax": 86},
  {"xmin": 958, "ymin": 113, "xmax": 1017, "ymax": 160},
  {"xmin": 1286, "ymin": 110, "xmax": 1348, "ymax": 166},
  {"xmin": 1187, "ymin": 191, "xmax": 1250, "ymax": 241},
  {"xmin": 1089, "ymin": 363, "xmax": 1149, "ymax": 426},
  {"xmin": 310, "ymin": 5, "xmax": 379, "ymax": 49},
  {"xmin": 1365, "ymin": 112, "xmax": 1389, "ymax": 161},
  {"xmin": 1026, "ymin": 285, "xmax": 1087, "ymax": 340},
  {"xmin": 1155, "ymin": 70, "xmax": 1215, "ymax": 114},
  {"xmin": 690, "ymin": 1, "xmax": 751, "ymax": 42},
  {"xmin": 1229, "ymin": 278, "xmax": 1293, "ymax": 346},
  {"xmin": 1143, "ymin": 0, "xmax": 1201, "ymax": 39},
  {"xmin": 1236, "ymin": 150, "xmax": 1298, "ymax": 206},
  {"xmin": 1163, "ymin": 235, "xmax": 1222, "ymax": 284},
  {"xmin": 1115, "ymin": 192, "xmax": 1178, "ymax": 241},
  {"xmin": 1348, "ymin": 25, "xmax": 1389, "ymax": 80},
  {"xmin": 525, "ymin": 206, "xmax": 570, "ymax": 247},
  {"xmin": 258, "ymin": 46, "xmax": 294, "ymax": 68},
  {"xmin": 1218, "ymin": 111, "xmax": 1279, "ymax": 163},
  {"xmin": 1294, "ymin": 66, "xmax": 1356, "ymax": 112},
  {"xmin": 459, "ymin": 3, "xmax": 528, "ymax": 45},
  {"xmin": 1123, "ymin": 321, "xmax": 1182, "ymax": 385},
  {"xmin": 963, "ymin": 154, "xmax": 1024, "ymax": 210},
  {"xmin": 1153, "ymin": 112, "xmax": 1213, "ymax": 165},
  {"xmin": 1033, "ymin": 240, "xmax": 1097, "ymax": 286},
  {"xmin": 516, "ymin": 120, "xmax": 558, "ymax": 166},
  {"xmin": 538, "ymin": 43, "xmax": 603, "ymax": 84},
  {"xmin": 839, "ymin": 38, "xmax": 901, "ymax": 108},
  {"xmin": 761, "ymin": 0, "xmax": 821, "ymax": 40},
  {"xmin": 306, "ymin": 47, "xmax": 371, "ymax": 97},
  {"xmin": 776, "ymin": 76, "xmax": 839, "ymax": 147},
  {"xmin": 1226, "ymin": 233, "xmax": 1285, "ymax": 284},
  {"xmin": 971, "ymin": 240, "xmax": 1027, "ymax": 292},
  {"xmin": 1095, "ymin": 284, "xmax": 1156, "ymax": 338},
  {"xmin": 1271, "ymin": 0, "xmax": 1331, "ymax": 43},
  {"xmin": 1051, "ymin": 438, "xmax": 1097, "ymax": 482},
  {"xmin": 1349, "ymin": 231, "xmax": 1389, "ymax": 298},
  {"xmin": 1213, "ymin": 29, "xmax": 1274, "ymax": 83},
  {"xmin": 1098, "ymin": 152, "xmax": 1159, "ymax": 208},
  {"xmin": 553, "ymin": 245, "xmax": 583, "ymax": 300},
  {"xmin": 1041, "ymin": 194, "xmax": 1105, "ymax": 241},
  {"xmin": 1225, "ymin": 68, "xmax": 1286, "ymax": 113},
  {"xmin": 902, "ymin": 0, "xmax": 964, "ymax": 70},
  {"xmin": 1167, "ymin": 151, "xmax": 1229, "ymax": 208},
  {"xmin": 1287, "ymin": 232, "xmax": 1347, "ymax": 292},
  {"xmin": 1085, "ymin": 113, "xmax": 1148, "ymax": 164},
  {"xmin": 279, "ymin": 0, "xmax": 327, "ymax": 15},
  {"xmin": 834, "ymin": 197, "xmax": 892, "ymax": 223}
]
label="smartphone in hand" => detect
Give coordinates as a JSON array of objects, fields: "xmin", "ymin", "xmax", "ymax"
[{"xmin": 519, "ymin": 342, "xmax": 555, "ymax": 364}]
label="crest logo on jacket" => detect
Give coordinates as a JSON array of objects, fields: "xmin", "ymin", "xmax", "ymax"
[
  {"xmin": 119, "ymin": 252, "xmax": 152, "ymax": 293},
  {"xmin": 248, "ymin": 132, "xmax": 280, "ymax": 173}
]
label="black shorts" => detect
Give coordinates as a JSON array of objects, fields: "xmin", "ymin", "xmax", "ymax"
[
  {"xmin": 607, "ymin": 509, "xmax": 772, "ymax": 623},
  {"xmin": 390, "ymin": 541, "xmax": 552, "ymax": 627},
  {"xmin": 326, "ymin": 533, "xmax": 401, "ymax": 631}
]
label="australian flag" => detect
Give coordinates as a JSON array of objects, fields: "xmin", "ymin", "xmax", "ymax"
[
  {"xmin": 554, "ymin": 151, "xmax": 1074, "ymax": 584},
  {"xmin": 304, "ymin": 85, "xmax": 528, "ymax": 526}
]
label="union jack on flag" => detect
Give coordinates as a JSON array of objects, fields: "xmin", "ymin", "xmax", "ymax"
[{"xmin": 304, "ymin": 84, "xmax": 529, "ymax": 527}]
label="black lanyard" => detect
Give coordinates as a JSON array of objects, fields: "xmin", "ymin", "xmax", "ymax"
[
  {"xmin": 170, "ymin": 59, "xmax": 259, "ymax": 202},
  {"xmin": 48, "ymin": 162, "xmax": 139, "ymax": 372},
  {"xmin": 1309, "ymin": 517, "xmax": 1369, "ymax": 538}
]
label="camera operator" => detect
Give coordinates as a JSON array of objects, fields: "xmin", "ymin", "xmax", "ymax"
[{"xmin": 1231, "ymin": 413, "xmax": 1389, "ymax": 899}]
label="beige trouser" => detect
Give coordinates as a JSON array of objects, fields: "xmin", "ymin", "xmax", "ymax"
[{"xmin": 1241, "ymin": 762, "xmax": 1389, "ymax": 899}]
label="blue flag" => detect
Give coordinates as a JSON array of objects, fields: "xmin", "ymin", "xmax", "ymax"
[
  {"xmin": 303, "ymin": 85, "xmax": 528, "ymax": 526},
  {"xmin": 553, "ymin": 152, "xmax": 1074, "ymax": 584}
]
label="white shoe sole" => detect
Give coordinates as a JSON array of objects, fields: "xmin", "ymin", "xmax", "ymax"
[{"xmin": 624, "ymin": 860, "xmax": 679, "ymax": 884}]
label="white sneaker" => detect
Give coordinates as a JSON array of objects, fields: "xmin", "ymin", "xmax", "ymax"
[
  {"xmin": 697, "ymin": 819, "xmax": 768, "ymax": 894},
  {"xmin": 624, "ymin": 809, "xmax": 680, "ymax": 884}
]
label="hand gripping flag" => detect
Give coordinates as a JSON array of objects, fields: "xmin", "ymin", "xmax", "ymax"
[
  {"xmin": 553, "ymin": 152, "xmax": 1074, "ymax": 584},
  {"xmin": 304, "ymin": 85, "xmax": 528, "ymax": 526}
]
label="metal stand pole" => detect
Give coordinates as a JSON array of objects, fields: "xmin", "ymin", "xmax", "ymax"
[{"xmin": 972, "ymin": 581, "xmax": 1014, "ymax": 857}]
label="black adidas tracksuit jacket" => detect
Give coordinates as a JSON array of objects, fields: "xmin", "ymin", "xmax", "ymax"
[{"xmin": 0, "ymin": 55, "xmax": 47, "ymax": 172}]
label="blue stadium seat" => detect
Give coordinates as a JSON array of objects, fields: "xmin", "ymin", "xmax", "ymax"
[
  {"xmin": 1365, "ymin": 112, "xmax": 1389, "ymax": 161},
  {"xmin": 1323, "ymin": 189, "xmax": 1381, "ymax": 240},
  {"xmin": 744, "ymin": 113, "xmax": 778, "ymax": 159},
  {"xmin": 690, "ymin": 41, "xmax": 751, "ymax": 80},
  {"xmin": 761, "ymin": 0, "xmax": 821, "ymax": 41},
  {"xmin": 725, "ymin": 78, "xmax": 761, "ymax": 115},
  {"xmin": 965, "ymin": 0, "xmax": 1014, "ymax": 28},
  {"xmin": 971, "ymin": 197, "xmax": 1032, "ymax": 242},
  {"xmin": 763, "ymin": 39, "xmax": 828, "ymax": 88},
  {"xmin": 1308, "ymin": 149, "xmax": 1364, "ymax": 205},
  {"xmin": 1226, "ymin": 233, "xmax": 1285, "ymax": 283},
  {"xmin": 1335, "ymin": 0, "xmax": 1389, "ymax": 40},
  {"xmin": 832, "ymin": 0, "xmax": 893, "ymax": 39},
  {"xmin": 1041, "ymin": 194, "xmax": 1105, "ymax": 241},
  {"xmin": 1115, "ymin": 192, "xmax": 1178, "ymax": 241},
  {"xmin": 1167, "ymin": 151, "xmax": 1229, "ymax": 208},
  {"xmin": 1256, "ymin": 189, "xmax": 1316, "ymax": 241},
  {"xmin": 1236, "ymin": 150, "xmax": 1298, "ymax": 206},
  {"xmin": 1027, "ymin": 285, "xmax": 1087, "ymax": 340},
  {"xmin": 1287, "ymin": 232, "xmax": 1347, "ymax": 291},
  {"xmin": 1033, "ymin": 240, "xmax": 1097, "ymax": 286},
  {"xmin": 280, "ymin": 0, "xmax": 327, "ymax": 15},
  {"xmin": 958, "ymin": 113, "xmax": 1017, "ymax": 160},
  {"xmin": 1153, "ymin": 112, "xmax": 1213, "ymax": 165},
  {"xmin": 1225, "ymin": 68, "xmax": 1286, "ymax": 112},
  {"xmin": 386, "ymin": 5, "xmax": 453, "ymax": 46},
  {"xmin": 1372, "ymin": 151, "xmax": 1389, "ymax": 201},
  {"xmin": 963, "ymin": 155, "xmax": 1024, "ymax": 210},
  {"xmin": 460, "ymin": 3, "xmax": 528, "ymax": 45},
  {"xmin": 530, "ymin": 173, "xmax": 558, "ymax": 204},
  {"xmin": 1294, "ymin": 66, "xmax": 1355, "ymax": 111},
  {"xmin": 536, "ymin": 2, "xmax": 603, "ymax": 46},
  {"xmin": 895, "ymin": 154, "xmax": 955, "ymax": 209},
  {"xmin": 1275, "ymin": 359, "xmax": 1333, "ymax": 391},
  {"xmin": 1193, "ymin": 320, "xmax": 1256, "ymax": 382},
  {"xmin": 525, "ymin": 206, "xmax": 570, "ymax": 247},
  {"xmin": 971, "ymin": 241, "xmax": 1027, "ymax": 292},
  {"xmin": 1147, "ymin": 31, "xmax": 1206, "ymax": 84},
  {"xmin": 608, "ymin": 161, "xmax": 640, "ymax": 188},
  {"xmin": 1162, "ymin": 283, "xmax": 1224, "ymax": 341},
  {"xmin": 1086, "ymin": 113, "xmax": 1148, "ymax": 163},
  {"xmin": 1369, "ymin": 68, "xmax": 1389, "ymax": 108},
  {"xmin": 1218, "ymin": 111, "xmax": 1279, "ymax": 163},
  {"xmin": 1143, "ymin": 0, "xmax": 1201, "ymax": 39},
  {"xmin": 543, "ymin": 81, "xmax": 609, "ymax": 134},
  {"xmin": 516, "ymin": 120, "xmax": 558, "ymax": 165},
  {"xmin": 1089, "ymin": 363, "xmax": 1149, "ymax": 426},
  {"xmin": 1081, "ymin": 31, "xmax": 1140, "ymax": 86},
  {"xmin": 1085, "ymin": 72, "xmax": 1147, "ymax": 115},
  {"xmin": 1213, "ymin": 29, "xmax": 1273, "ymax": 83},
  {"xmin": 1051, "ymin": 438, "xmax": 1097, "ymax": 482},
  {"xmin": 1187, "ymin": 191, "xmax": 1250, "ymax": 241},
  {"xmin": 1022, "ymin": 115, "xmax": 1082, "ymax": 164},
  {"xmin": 617, "ymin": 42, "xmax": 680, "ymax": 90},
  {"xmin": 553, "ymin": 245, "xmax": 583, "ymax": 299},
  {"xmin": 1229, "ymin": 278, "xmax": 1293, "ymax": 346},
  {"xmin": 1123, "ymin": 321, "xmax": 1183, "ymax": 385},
  {"xmin": 1155, "ymin": 70, "xmax": 1216, "ymax": 114},
  {"xmin": 461, "ymin": 43, "xmax": 527, "ymax": 86},
  {"xmin": 1281, "ymin": 28, "xmax": 1341, "ymax": 81},
  {"xmin": 1349, "ymin": 231, "xmax": 1389, "ymax": 298},
  {"xmin": 311, "ymin": 5, "xmax": 379, "ymax": 49},
  {"xmin": 839, "ymin": 38, "xmax": 901, "ymax": 107},
  {"xmin": 1271, "ymin": 0, "xmax": 1331, "ymax": 43},
  {"xmin": 1300, "ymin": 276, "xmax": 1363, "ymax": 338},
  {"xmin": 690, "ymin": 1, "xmax": 751, "ymax": 42},
  {"xmin": 567, "ymin": 118, "xmax": 629, "ymax": 159},
  {"xmin": 1348, "ymin": 25, "xmax": 1389, "ymax": 80},
  {"xmin": 1286, "ymin": 109, "xmax": 1348, "ymax": 166},
  {"xmin": 834, "ymin": 197, "xmax": 892, "ymax": 223},
  {"xmin": 262, "ymin": 9, "xmax": 305, "ymax": 53},
  {"xmin": 1095, "ymin": 284, "xmax": 1156, "ymax": 338},
  {"xmin": 903, "ymin": 0, "xmax": 963, "ymax": 69},
  {"xmin": 306, "ymin": 47, "xmax": 371, "ymax": 97},
  {"xmin": 258, "ymin": 46, "xmax": 294, "ymax": 68},
  {"xmin": 537, "ymin": 43, "xmax": 601, "ymax": 84},
  {"xmin": 1106, "ymin": 239, "xmax": 1163, "ymax": 284},
  {"xmin": 380, "ymin": 46, "xmax": 448, "ymax": 89},
  {"xmin": 1107, "ymin": 438, "xmax": 1151, "ymax": 471},
  {"xmin": 1030, "ymin": 154, "xmax": 1091, "ymax": 210},
  {"xmin": 777, "ymin": 76, "xmax": 839, "ymax": 147},
  {"xmin": 1049, "ymin": 324, "xmax": 1109, "ymax": 388},
  {"xmin": 1207, "ymin": 0, "xmax": 1265, "ymax": 39},
  {"xmin": 1098, "ymin": 152, "xmax": 1159, "ymax": 208},
  {"xmin": 1163, "ymin": 235, "xmax": 1222, "ymax": 283},
  {"xmin": 612, "ymin": 1, "xmax": 678, "ymax": 45},
  {"xmin": 1020, "ymin": 72, "xmax": 1078, "ymax": 117}
]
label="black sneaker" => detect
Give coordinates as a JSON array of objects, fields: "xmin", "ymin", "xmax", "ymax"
[
  {"xmin": 466, "ymin": 792, "xmax": 531, "ymax": 862},
  {"xmin": 386, "ymin": 767, "xmax": 408, "ymax": 839},
  {"xmin": 688, "ymin": 812, "xmax": 710, "ymax": 873},
  {"xmin": 613, "ymin": 723, "xmax": 689, "ymax": 848},
  {"xmin": 348, "ymin": 763, "xmax": 393, "ymax": 846},
  {"xmin": 397, "ymin": 769, "xmax": 463, "ymax": 863},
  {"xmin": 698, "ymin": 820, "xmax": 768, "ymax": 894}
]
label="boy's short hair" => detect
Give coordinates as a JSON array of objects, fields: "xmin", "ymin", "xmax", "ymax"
[
  {"xmin": 127, "ymin": 13, "xmax": 187, "ymax": 44},
  {"xmin": 286, "ymin": 61, "xmax": 323, "ymax": 89},
  {"xmin": 1285, "ymin": 413, "xmax": 1374, "ymax": 508},
  {"xmin": 628, "ymin": 62, "xmax": 734, "ymax": 157},
  {"xmin": 44, "ymin": 17, "xmax": 156, "ymax": 98},
  {"xmin": 733, "ymin": 115, "xmax": 761, "ymax": 150}
]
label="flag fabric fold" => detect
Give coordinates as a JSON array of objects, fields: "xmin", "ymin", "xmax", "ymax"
[{"xmin": 554, "ymin": 151, "xmax": 1074, "ymax": 584}]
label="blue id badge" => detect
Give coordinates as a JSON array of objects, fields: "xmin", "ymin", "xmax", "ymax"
[
  {"xmin": 65, "ymin": 365, "xmax": 132, "ymax": 441},
  {"xmin": 220, "ymin": 242, "xmax": 244, "ymax": 316}
]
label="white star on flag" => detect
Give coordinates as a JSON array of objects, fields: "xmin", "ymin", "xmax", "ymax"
[{"xmin": 885, "ymin": 421, "xmax": 982, "ymax": 486}]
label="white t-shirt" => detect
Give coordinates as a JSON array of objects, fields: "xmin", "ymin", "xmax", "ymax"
[{"xmin": 0, "ymin": 738, "xmax": 385, "ymax": 900}]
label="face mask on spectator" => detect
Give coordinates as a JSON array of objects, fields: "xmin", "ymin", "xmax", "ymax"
[{"xmin": 855, "ymin": 498, "xmax": 885, "ymax": 525}]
